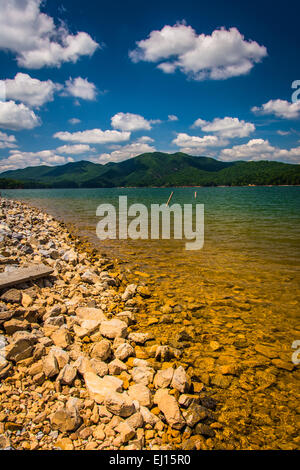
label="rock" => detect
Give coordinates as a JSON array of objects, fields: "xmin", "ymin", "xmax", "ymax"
[
  {"xmin": 1, "ymin": 289, "xmax": 22, "ymax": 304},
  {"xmin": 171, "ymin": 366, "xmax": 190, "ymax": 393},
  {"xmin": 272, "ymin": 359, "xmax": 294, "ymax": 371},
  {"xmin": 154, "ymin": 367, "xmax": 174, "ymax": 388},
  {"xmin": 105, "ymin": 392, "xmax": 136, "ymax": 417},
  {"xmin": 115, "ymin": 422, "xmax": 136, "ymax": 443},
  {"xmin": 49, "ymin": 346, "xmax": 69, "ymax": 369},
  {"xmin": 121, "ymin": 284, "xmax": 137, "ymax": 301},
  {"xmin": 44, "ymin": 315, "xmax": 65, "ymax": 327},
  {"xmin": 90, "ymin": 358, "xmax": 109, "ymax": 377},
  {"xmin": 153, "ymin": 389, "xmax": 185, "ymax": 430},
  {"xmin": 130, "ymin": 366, "xmax": 155, "ymax": 385},
  {"xmin": 139, "ymin": 406, "xmax": 160, "ymax": 427},
  {"xmin": 43, "ymin": 352, "xmax": 59, "ymax": 377},
  {"xmin": 108, "ymin": 359, "xmax": 127, "ymax": 375},
  {"xmin": 211, "ymin": 374, "xmax": 232, "ymax": 389},
  {"xmin": 21, "ymin": 292, "xmax": 33, "ymax": 308},
  {"xmin": 62, "ymin": 250, "xmax": 78, "ymax": 266},
  {"xmin": 55, "ymin": 437, "xmax": 74, "ymax": 450},
  {"xmin": 5, "ymin": 331, "xmax": 37, "ymax": 363},
  {"xmin": 194, "ymin": 423, "xmax": 215, "ymax": 438},
  {"xmin": 93, "ymin": 426, "xmax": 106, "ymax": 440},
  {"xmin": 116, "ymin": 311, "xmax": 136, "ymax": 326},
  {"xmin": 114, "ymin": 342, "xmax": 134, "ymax": 361},
  {"xmin": 254, "ymin": 344, "xmax": 278, "ymax": 359},
  {"xmin": 51, "ymin": 327, "xmax": 72, "ymax": 348},
  {"xmin": 0, "ymin": 434, "xmax": 11, "ymax": 449},
  {"xmin": 128, "ymin": 332, "xmax": 150, "ymax": 344},
  {"xmin": 84, "ymin": 372, "xmax": 123, "ymax": 403},
  {"xmin": 182, "ymin": 403, "xmax": 208, "ymax": 427},
  {"xmin": 100, "ymin": 319, "xmax": 127, "ymax": 339},
  {"xmin": 51, "ymin": 397, "xmax": 81, "ymax": 432},
  {"xmin": 58, "ymin": 364, "xmax": 77, "ymax": 385},
  {"xmin": 81, "ymin": 270, "xmax": 100, "ymax": 284},
  {"xmin": 76, "ymin": 307, "xmax": 107, "ymax": 323},
  {"xmin": 137, "ymin": 286, "xmax": 151, "ymax": 298},
  {"xmin": 0, "ymin": 357, "xmax": 12, "ymax": 379},
  {"xmin": 155, "ymin": 345, "xmax": 179, "ymax": 361},
  {"xmin": 126, "ymin": 411, "xmax": 144, "ymax": 430},
  {"xmin": 91, "ymin": 339, "xmax": 111, "ymax": 361},
  {"xmin": 210, "ymin": 340, "xmax": 221, "ymax": 351},
  {"xmin": 73, "ymin": 319, "xmax": 100, "ymax": 338},
  {"xmin": 4, "ymin": 318, "xmax": 29, "ymax": 335},
  {"xmin": 128, "ymin": 384, "xmax": 152, "ymax": 407}
]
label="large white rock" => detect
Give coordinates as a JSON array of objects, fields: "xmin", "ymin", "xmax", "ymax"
[
  {"xmin": 171, "ymin": 366, "xmax": 190, "ymax": 393},
  {"xmin": 100, "ymin": 319, "xmax": 127, "ymax": 339},
  {"xmin": 130, "ymin": 366, "xmax": 154, "ymax": 385},
  {"xmin": 105, "ymin": 391, "xmax": 136, "ymax": 417},
  {"xmin": 75, "ymin": 307, "xmax": 107, "ymax": 323},
  {"xmin": 154, "ymin": 367, "xmax": 174, "ymax": 388},
  {"xmin": 84, "ymin": 372, "xmax": 123, "ymax": 404},
  {"xmin": 114, "ymin": 342, "xmax": 134, "ymax": 361}
]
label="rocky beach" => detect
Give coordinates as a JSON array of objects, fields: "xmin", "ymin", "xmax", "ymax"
[{"xmin": 0, "ymin": 197, "xmax": 221, "ymax": 451}]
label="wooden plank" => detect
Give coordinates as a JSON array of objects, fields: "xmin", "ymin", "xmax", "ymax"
[{"xmin": 0, "ymin": 264, "xmax": 54, "ymax": 289}]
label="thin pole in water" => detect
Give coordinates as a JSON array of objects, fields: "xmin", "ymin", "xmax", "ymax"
[
  {"xmin": 166, "ymin": 191, "xmax": 174, "ymax": 206},
  {"xmin": 194, "ymin": 191, "xmax": 197, "ymax": 199}
]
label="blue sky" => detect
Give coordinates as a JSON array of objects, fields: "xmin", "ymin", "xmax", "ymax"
[{"xmin": 0, "ymin": 0, "xmax": 300, "ymax": 172}]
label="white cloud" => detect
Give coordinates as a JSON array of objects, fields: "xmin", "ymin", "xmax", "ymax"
[
  {"xmin": 277, "ymin": 130, "xmax": 291, "ymax": 136},
  {"xmin": 0, "ymin": 100, "xmax": 41, "ymax": 130},
  {"xmin": 68, "ymin": 118, "xmax": 81, "ymax": 125},
  {"xmin": 0, "ymin": 149, "xmax": 74, "ymax": 173},
  {"xmin": 54, "ymin": 128, "xmax": 131, "ymax": 144},
  {"xmin": 220, "ymin": 139, "xmax": 300, "ymax": 163},
  {"xmin": 1, "ymin": 73, "xmax": 60, "ymax": 108},
  {"xmin": 0, "ymin": 131, "xmax": 17, "ymax": 149},
  {"xmin": 173, "ymin": 132, "xmax": 228, "ymax": 155},
  {"xmin": 130, "ymin": 24, "xmax": 267, "ymax": 80},
  {"xmin": 56, "ymin": 144, "xmax": 96, "ymax": 155},
  {"xmin": 193, "ymin": 116, "xmax": 255, "ymax": 138},
  {"xmin": 90, "ymin": 138, "xmax": 156, "ymax": 164},
  {"xmin": 252, "ymin": 99, "xmax": 300, "ymax": 119},
  {"xmin": 0, "ymin": 0, "xmax": 99, "ymax": 69},
  {"xmin": 111, "ymin": 112, "xmax": 160, "ymax": 132},
  {"xmin": 168, "ymin": 114, "xmax": 179, "ymax": 121},
  {"xmin": 64, "ymin": 77, "xmax": 97, "ymax": 101}
]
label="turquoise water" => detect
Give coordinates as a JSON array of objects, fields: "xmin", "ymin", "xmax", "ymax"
[{"xmin": 2, "ymin": 186, "xmax": 300, "ymax": 266}]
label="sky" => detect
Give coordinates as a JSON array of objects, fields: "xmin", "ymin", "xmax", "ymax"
[{"xmin": 0, "ymin": 0, "xmax": 300, "ymax": 173}]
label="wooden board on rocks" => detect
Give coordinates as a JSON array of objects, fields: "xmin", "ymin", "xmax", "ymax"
[{"xmin": 0, "ymin": 264, "xmax": 54, "ymax": 289}]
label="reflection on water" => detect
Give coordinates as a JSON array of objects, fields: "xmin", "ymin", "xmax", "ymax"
[{"xmin": 3, "ymin": 186, "xmax": 300, "ymax": 449}]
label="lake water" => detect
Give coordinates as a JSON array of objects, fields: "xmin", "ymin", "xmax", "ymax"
[{"xmin": 2, "ymin": 186, "xmax": 300, "ymax": 450}]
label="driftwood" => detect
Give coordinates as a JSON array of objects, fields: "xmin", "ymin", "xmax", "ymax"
[{"xmin": 0, "ymin": 264, "xmax": 54, "ymax": 289}]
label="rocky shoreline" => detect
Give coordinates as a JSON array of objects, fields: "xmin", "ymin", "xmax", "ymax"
[{"xmin": 0, "ymin": 198, "xmax": 219, "ymax": 451}]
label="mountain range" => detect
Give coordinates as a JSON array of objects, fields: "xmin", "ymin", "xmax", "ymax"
[{"xmin": 0, "ymin": 152, "xmax": 299, "ymax": 188}]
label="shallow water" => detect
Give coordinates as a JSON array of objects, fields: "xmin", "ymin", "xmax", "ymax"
[{"xmin": 2, "ymin": 186, "xmax": 300, "ymax": 449}]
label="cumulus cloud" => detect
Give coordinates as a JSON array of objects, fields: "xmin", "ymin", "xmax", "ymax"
[
  {"xmin": 53, "ymin": 128, "xmax": 131, "ymax": 144},
  {"xmin": 252, "ymin": 99, "xmax": 300, "ymax": 119},
  {"xmin": 64, "ymin": 77, "xmax": 97, "ymax": 101},
  {"xmin": 1, "ymin": 73, "xmax": 60, "ymax": 108},
  {"xmin": 173, "ymin": 132, "xmax": 228, "ymax": 155},
  {"xmin": 168, "ymin": 114, "xmax": 179, "ymax": 121},
  {"xmin": 0, "ymin": 131, "xmax": 17, "ymax": 149},
  {"xmin": 90, "ymin": 138, "xmax": 156, "ymax": 164},
  {"xmin": 193, "ymin": 116, "xmax": 255, "ymax": 138},
  {"xmin": 68, "ymin": 118, "xmax": 81, "ymax": 125},
  {"xmin": 0, "ymin": 0, "xmax": 99, "ymax": 69},
  {"xmin": 111, "ymin": 112, "xmax": 161, "ymax": 132},
  {"xmin": 0, "ymin": 149, "xmax": 74, "ymax": 173},
  {"xmin": 0, "ymin": 100, "xmax": 41, "ymax": 130},
  {"xmin": 56, "ymin": 144, "xmax": 96, "ymax": 155},
  {"xmin": 130, "ymin": 24, "xmax": 267, "ymax": 81},
  {"xmin": 220, "ymin": 139, "xmax": 300, "ymax": 164}
]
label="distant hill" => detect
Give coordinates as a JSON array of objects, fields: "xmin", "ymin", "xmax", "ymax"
[{"xmin": 1, "ymin": 152, "xmax": 300, "ymax": 188}]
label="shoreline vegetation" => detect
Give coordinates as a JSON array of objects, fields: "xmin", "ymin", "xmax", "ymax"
[
  {"xmin": 1, "ymin": 152, "xmax": 300, "ymax": 189},
  {"xmin": 0, "ymin": 197, "xmax": 220, "ymax": 451}
]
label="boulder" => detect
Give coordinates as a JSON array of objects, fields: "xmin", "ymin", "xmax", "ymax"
[
  {"xmin": 100, "ymin": 319, "xmax": 127, "ymax": 339},
  {"xmin": 58, "ymin": 364, "xmax": 77, "ymax": 385},
  {"xmin": 108, "ymin": 359, "xmax": 128, "ymax": 375},
  {"xmin": 1, "ymin": 289, "xmax": 22, "ymax": 304},
  {"xmin": 75, "ymin": 307, "xmax": 106, "ymax": 323},
  {"xmin": 154, "ymin": 389, "xmax": 185, "ymax": 430},
  {"xmin": 105, "ymin": 392, "xmax": 136, "ymax": 417},
  {"xmin": 130, "ymin": 366, "xmax": 154, "ymax": 385},
  {"xmin": 128, "ymin": 384, "xmax": 152, "ymax": 408},
  {"xmin": 114, "ymin": 342, "xmax": 134, "ymax": 361},
  {"xmin": 51, "ymin": 397, "xmax": 81, "ymax": 432},
  {"xmin": 84, "ymin": 372, "xmax": 123, "ymax": 404},
  {"xmin": 154, "ymin": 367, "xmax": 174, "ymax": 388},
  {"xmin": 91, "ymin": 339, "xmax": 111, "ymax": 361},
  {"xmin": 171, "ymin": 366, "xmax": 190, "ymax": 393}
]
